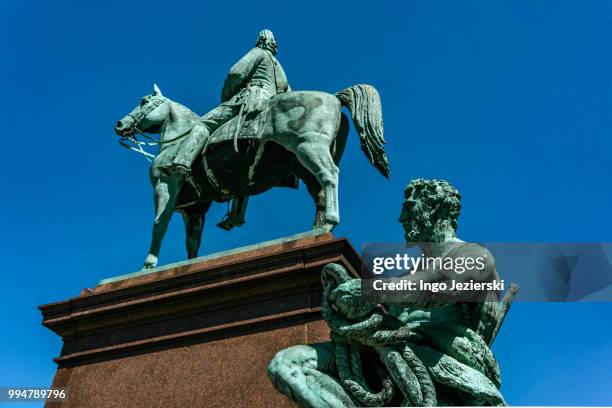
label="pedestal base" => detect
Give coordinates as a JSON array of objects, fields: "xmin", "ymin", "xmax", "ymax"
[{"xmin": 40, "ymin": 232, "xmax": 361, "ymax": 407}]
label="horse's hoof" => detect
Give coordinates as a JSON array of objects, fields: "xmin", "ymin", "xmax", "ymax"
[
  {"xmin": 320, "ymin": 222, "xmax": 337, "ymax": 232},
  {"xmin": 143, "ymin": 254, "xmax": 158, "ymax": 269}
]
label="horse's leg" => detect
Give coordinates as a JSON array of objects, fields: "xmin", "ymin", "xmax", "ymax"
[
  {"xmin": 310, "ymin": 115, "xmax": 346, "ymax": 228},
  {"xmin": 181, "ymin": 202, "xmax": 211, "ymax": 259},
  {"xmin": 332, "ymin": 112, "xmax": 350, "ymax": 165},
  {"xmin": 294, "ymin": 135, "xmax": 340, "ymax": 230},
  {"xmin": 144, "ymin": 174, "xmax": 183, "ymax": 268},
  {"xmin": 299, "ymin": 170, "xmax": 326, "ymax": 229}
]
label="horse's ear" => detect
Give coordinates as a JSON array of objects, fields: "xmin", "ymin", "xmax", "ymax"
[{"xmin": 153, "ymin": 83, "xmax": 162, "ymax": 96}]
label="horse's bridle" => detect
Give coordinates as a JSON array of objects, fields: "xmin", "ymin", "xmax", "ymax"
[
  {"xmin": 118, "ymin": 94, "xmax": 198, "ymax": 162},
  {"xmin": 123, "ymin": 95, "xmax": 165, "ymax": 137},
  {"xmin": 118, "ymin": 95, "xmax": 166, "ymax": 162}
]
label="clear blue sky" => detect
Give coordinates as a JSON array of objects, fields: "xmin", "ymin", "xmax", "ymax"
[{"xmin": 1, "ymin": 0, "xmax": 611, "ymax": 405}]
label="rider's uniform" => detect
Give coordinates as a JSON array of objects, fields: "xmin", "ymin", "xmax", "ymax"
[{"xmin": 168, "ymin": 46, "xmax": 290, "ymax": 170}]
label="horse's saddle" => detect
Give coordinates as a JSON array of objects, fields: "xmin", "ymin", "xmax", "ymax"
[{"xmin": 205, "ymin": 109, "xmax": 267, "ymax": 148}]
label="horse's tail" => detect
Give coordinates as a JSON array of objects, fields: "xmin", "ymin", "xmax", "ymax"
[{"xmin": 335, "ymin": 84, "xmax": 390, "ymax": 178}]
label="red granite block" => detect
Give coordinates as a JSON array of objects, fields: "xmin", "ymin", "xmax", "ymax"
[{"xmin": 40, "ymin": 233, "xmax": 361, "ymax": 407}]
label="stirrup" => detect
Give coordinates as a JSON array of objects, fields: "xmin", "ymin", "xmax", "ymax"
[{"xmin": 216, "ymin": 214, "xmax": 245, "ymax": 231}]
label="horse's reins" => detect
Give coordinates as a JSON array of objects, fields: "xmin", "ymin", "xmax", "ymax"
[
  {"xmin": 118, "ymin": 96, "xmax": 193, "ymax": 162},
  {"xmin": 121, "ymin": 52, "xmax": 279, "ymax": 162}
]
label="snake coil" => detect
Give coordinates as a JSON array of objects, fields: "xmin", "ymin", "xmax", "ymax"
[{"xmin": 321, "ymin": 263, "xmax": 437, "ymax": 407}]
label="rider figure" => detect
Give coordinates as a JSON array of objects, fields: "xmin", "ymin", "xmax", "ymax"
[{"xmin": 162, "ymin": 29, "xmax": 291, "ymax": 230}]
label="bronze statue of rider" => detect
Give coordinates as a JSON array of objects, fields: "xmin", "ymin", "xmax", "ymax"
[{"xmin": 162, "ymin": 29, "xmax": 291, "ymax": 230}]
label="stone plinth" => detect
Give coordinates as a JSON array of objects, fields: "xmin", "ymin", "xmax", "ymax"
[{"xmin": 39, "ymin": 232, "xmax": 361, "ymax": 408}]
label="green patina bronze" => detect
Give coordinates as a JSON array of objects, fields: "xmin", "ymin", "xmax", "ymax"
[
  {"xmin": 115, "ymin": 29, "xmax": 389, "ymax": 269},
  {"xmin": 268, "ymin": 179, "xmax": 518, "ymax": 407}
]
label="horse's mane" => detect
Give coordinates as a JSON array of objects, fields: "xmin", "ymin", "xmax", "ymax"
[{"xmin": 168, "ymin": 99, "xmax": 200, "ymax": 120}]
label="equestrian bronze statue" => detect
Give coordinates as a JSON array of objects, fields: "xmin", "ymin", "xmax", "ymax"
[{"xmin": 115, "ymin": 31, "xmax": 389, "ymax": 269}]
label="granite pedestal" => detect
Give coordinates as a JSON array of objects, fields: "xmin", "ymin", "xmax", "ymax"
[{"xmin": 39, "ymin": 232, "xmax": 361, "ymax": 407}]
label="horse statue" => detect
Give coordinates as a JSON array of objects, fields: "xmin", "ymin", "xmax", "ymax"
[{"xmin": 115, "ymin": 84, "xmax": 389, "ymax": 268}]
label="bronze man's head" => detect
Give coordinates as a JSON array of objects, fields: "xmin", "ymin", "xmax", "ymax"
[
  {"xmin": 399, "ymin": 179, "xmax": 462, "ymax": 243},
  {"xmin": 256, "ymin": 29, "xmax": 278, "ymax": 55}
]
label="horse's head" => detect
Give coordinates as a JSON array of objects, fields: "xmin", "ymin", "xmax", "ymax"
[{"xmin": 115, "ymin": 84, "xmax": 169, "ymax": 137}]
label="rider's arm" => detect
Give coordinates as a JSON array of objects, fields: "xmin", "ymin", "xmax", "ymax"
[
  {"xmin": 275, "ymin": 61, "xmax": 291, "ymax": 92},
  {"xmin": 221, "ymin": 48, "xmax": 264, "ymax": 103}
]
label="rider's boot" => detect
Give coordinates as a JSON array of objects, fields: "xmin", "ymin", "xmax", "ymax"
[{"xmin": 161, "ymin": 124, "xmax": 211, "ymax": 197}]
